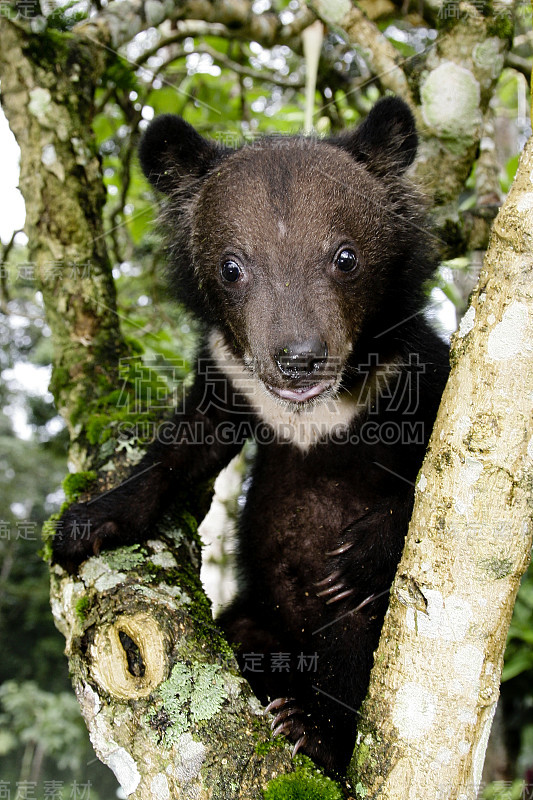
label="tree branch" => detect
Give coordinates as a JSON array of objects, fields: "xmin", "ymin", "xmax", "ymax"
[
  {"xmin": 311, "ymin": 0, "xmax": 414, "ymax": 104},
  {"xmin": 505, "ymin": 51, "xmax": 532, "ymax": 82},
  {"xmin": 73, "ymin": 0, "xmax": 315, "ymax": 52},
  {"xmin": 0, "ymin": 18, "xmax": 126, "ymax": 454},
  {"xmin": 310, "ymin": 2, "xmax": 513, "ymax": 257},
  {"xmin": 198, "ymin": 43, "xmax": 304, "ymax": 89},
  {"xmin": 50, "ymin": 514, "xmax": 295, "ymax": 798},
  {"xmin": 350, "ymin": 133, "xmax": 533, "ymax": 799}
]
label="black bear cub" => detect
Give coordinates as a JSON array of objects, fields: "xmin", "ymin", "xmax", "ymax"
[{"xmin": 53, "ymin": 97, "xmax": 449, "ymax": 774}]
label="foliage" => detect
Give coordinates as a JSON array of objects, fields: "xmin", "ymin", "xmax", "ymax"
[
  {"xmin": 44, "ymin": 1, "xmax": 88, "ymax": 31},
  {"xmin": 0, "ymin": 681, "xmax": 87, "ymax": 771},
  {"xmin": 503, "ymin": 562, "xmax": 533, "ymax": 682},
  {"xmin": 482, "ymin": 779, "xmax": 528, "ymax": 800}
]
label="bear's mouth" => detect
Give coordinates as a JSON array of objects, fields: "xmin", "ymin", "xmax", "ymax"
[{"xmin": 265, "ymin": 380, "xmax": 334, "ymax": 404}]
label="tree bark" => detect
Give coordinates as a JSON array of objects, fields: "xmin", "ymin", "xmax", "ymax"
[
  {"xmin": 74, "ymin": 0, "xmax": 314, "ymax": 53},
  {"xmin": 410, "ymin": 3, "xmax": 513, "ymax": 256},
  {"xmin": 349, "ymin": 135, "xmax": 533, "ymax": 800}
]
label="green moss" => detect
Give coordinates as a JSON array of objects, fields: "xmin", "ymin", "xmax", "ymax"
[
  {"xmin": 354, "ymin": 739, "xmax": 371, "ymax": 772},
  {"xmin": 140, "ymin": 545, "xmax": 234, "ymax": 662},
  {"xmin": 23, "ymin": 29, "xmax": 73, "ymax": 72},
  {"xmin": 45, "ymin": 1, "xmax": 88, "ymax": 31},
  {"xmin": 180, "ymin": 510, "xmax": 200, "ymax": 538},
  {"xmin": 254, "ymin": 736, "xmax": 287, "ymax": 757},
  {"xmin": 65, "ymin": 353, "xmax": 177, "ymax": 449},
  {"xmin": 74, "ymin": 595, "xmax": 91, "ymax": 621},
  {"xmin": 41, "ymin": 513, "xmax": 61, "ymax": 561},
  {"xmin": 351, "ymin": 730, "xmax": 379, "ymax": 784},
  {"xmin": 263, "ymin": 758, "xmax": 343, "ymax": 800},
  {"xmin": 86, "ymin": 414, "xmax": 113, "ymax": 446},
  {"xmin": 49, "ymin": 366, "xmax": 70, "ymax": 402},
  {"xmin": 157, "ymin": 514, "xmax": 226, "ymax": 643},
  {"xmin": 486, "ymin": 12, "xmax": 514, "ymax": 42},
  {"xmin": 62, "ymin": 470, "xmax": 98, "ymax": 501}
]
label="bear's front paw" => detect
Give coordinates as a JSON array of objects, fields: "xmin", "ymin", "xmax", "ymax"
[
  {"xmin": 315, "ymin": 544, "xmax": 384, "ymax": 611},
  {"xmin": 52, "ymin": 502, "xmax": 120, "ymax": 574},
  {"xmin": 316, "ymin": 511, "xmax": 400, "ymax": 608},
  {"xmin": 315, "ymin": 556, "xmax": 355, "ymax": 605}
]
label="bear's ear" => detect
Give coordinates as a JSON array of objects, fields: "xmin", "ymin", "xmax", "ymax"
[
  {"xmin": 139, "ymin": 114, "xmax": 226, "ymax": 194},
  {"xmin": 331, "ymin": 96, "xmax": 417, "ymax": 177}
]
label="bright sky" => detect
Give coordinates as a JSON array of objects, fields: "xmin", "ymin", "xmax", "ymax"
[
  {"xmin": 1, "ymin": 104, "xmax": 49, "ymax": 440},
  {"xmin": 0, "ymin": 105, "xmax": 26, "ymax": 243}
]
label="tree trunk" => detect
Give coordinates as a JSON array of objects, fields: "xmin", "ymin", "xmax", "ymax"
[{"xmin": 349, "ymin": 134, "xmax": 533, "ymax": 799}]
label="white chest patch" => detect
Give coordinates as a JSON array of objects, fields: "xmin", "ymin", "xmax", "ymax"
[{"xmin": 208, "ymin": 331, "xmax": 399, "ymax": 452}]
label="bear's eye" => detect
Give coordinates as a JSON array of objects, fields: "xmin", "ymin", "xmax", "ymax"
[
  {"xmin": 334, "ymin": 248, "xmax": 358, "ymax": 273},
  {"xmin": 221, "ymin": 259, "xmax": 242, "ymax": 283}
]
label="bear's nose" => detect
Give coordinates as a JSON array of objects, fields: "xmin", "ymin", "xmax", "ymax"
[{"xmin": 274, "ymin": 338, "xmax": 328, "ymax": 380}]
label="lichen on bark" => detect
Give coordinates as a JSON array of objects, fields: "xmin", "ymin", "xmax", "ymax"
[{"xmin": 411, "ymin": 5, "xmax": 512, "ymax": 254}]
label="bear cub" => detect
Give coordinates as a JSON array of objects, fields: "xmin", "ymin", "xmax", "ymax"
[{"xmin": 53, "ymin": 97, "xmax": 449, "ymax": 774}]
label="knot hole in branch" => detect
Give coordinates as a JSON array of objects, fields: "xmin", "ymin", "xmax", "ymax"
[
  {"xmin": 118, "ymin": 630, "xmax": 146, "ymax": 678},
  {"xmin": 90, "ymin": 611, "xmax": 169, "ymax": 699}
]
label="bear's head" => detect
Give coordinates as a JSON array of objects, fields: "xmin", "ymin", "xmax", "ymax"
[{"xmin": 139, "ymin": 98, "xmax": 434, "ymax": 406}]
